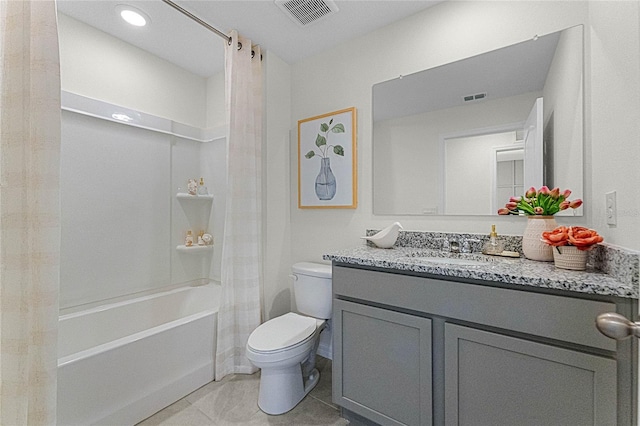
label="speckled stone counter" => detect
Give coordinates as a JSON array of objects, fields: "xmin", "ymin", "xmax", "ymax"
[{"xmin": 324, "ymin": 244, "xmax": 639, "ymax": 299}]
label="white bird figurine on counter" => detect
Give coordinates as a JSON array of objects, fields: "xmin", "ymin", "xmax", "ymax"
[{"xmin": 361, "ymin": 222, "xmax": 403, "ymax": 249}]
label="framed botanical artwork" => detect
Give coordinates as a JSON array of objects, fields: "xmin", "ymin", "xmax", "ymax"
[{"xmin": 298, "ymin": 107, "xmax": 357, "ymax": 209}]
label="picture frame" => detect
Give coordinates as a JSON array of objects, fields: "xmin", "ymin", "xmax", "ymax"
[{"xmin": 298, "ymin": 107, "xmax": 357, "ymax": 209}]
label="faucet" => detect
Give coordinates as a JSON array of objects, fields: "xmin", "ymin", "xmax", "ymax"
[{"xmin": 462, "ymin": 238, "xmax": 481, "ymax": 253}]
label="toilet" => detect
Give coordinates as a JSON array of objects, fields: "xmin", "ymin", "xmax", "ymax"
[{"xmin": 246, "ymin": 262, "xmax": 332, "ymax": 415}]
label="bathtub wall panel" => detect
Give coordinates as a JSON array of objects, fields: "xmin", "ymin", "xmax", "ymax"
[
  {"xmin": 171, "ymin": 137, "xmax": 213, "ymax": 285},
  {"xmin": 60, "ymin": 111, "xmax": 172, "ymax": 309}
]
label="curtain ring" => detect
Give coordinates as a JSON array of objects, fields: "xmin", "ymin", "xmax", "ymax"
[
  {"xmin": 251, "ymin": 50, "xmax": 263, "ymax": 61},
  {"xmin": 237, "ymin": 41, "xmax": 242, "ymax": 51}
]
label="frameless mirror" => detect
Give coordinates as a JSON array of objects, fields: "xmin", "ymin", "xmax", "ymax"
[{"xmin": 372, "ymin": 25, "xmax": 583, "ymax": 216}]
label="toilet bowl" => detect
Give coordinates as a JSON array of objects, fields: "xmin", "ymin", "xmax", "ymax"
[{"xmin": 246, "ymin": 262, "xmax": 332, "ymax": 415}]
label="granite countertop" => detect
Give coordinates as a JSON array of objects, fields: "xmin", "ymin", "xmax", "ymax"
[{"xmin": 324, "ymin": 245, "xmax": 638, "ymax": 299}]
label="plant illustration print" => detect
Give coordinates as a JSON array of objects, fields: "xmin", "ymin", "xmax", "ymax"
[{"xmin": 304, "ymin": 118, "xmax": 345, "ymax": 200}]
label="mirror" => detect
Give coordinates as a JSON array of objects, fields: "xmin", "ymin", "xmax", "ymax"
[{"xmin": 372, "ymin": 25, "xmax": 583, "ymax": 216}]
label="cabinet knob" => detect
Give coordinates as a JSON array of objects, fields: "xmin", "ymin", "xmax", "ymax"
[{"xmin": 595, "ymin": 312, "xmax": 640, "ymax": 340}]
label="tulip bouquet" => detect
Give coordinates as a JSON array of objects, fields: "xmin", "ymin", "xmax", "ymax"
[
  {"xmin": 498, "ymin": 186, "xmax": 583, "ymax": 216},
  {"xmin": 541, "ymin": 226, "xmax": 603, "ymax": 251}
]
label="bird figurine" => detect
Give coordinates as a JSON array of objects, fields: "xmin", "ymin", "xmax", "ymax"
[{"xmin": 361, "ymin": 222, "xmax": 403, "ymax": 249}]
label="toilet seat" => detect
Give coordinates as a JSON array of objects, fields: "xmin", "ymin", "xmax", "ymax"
[{"xmin": 247, "ymin": 312, "xmax": 320, "ymax": 354}]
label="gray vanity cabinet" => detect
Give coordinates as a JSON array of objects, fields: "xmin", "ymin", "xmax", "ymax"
[
  {"xmin": 444, "ymin": 323, "xmax": 616, "ymax": 426},
  {"xmin": 333, "ymin": 299, "xmax": 432, "ymax": 426},
  {"xmin": 332, "ymin": 264, "xmax": 636, "ymax": 426}
]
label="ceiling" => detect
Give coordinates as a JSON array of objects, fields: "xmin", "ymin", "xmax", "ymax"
[{"xmin": 56, "ymin": 0, "xmax": 443, "ymax": 78}]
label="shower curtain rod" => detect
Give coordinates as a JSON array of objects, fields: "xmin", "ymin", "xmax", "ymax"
[
  {"xmin": 161, "ymin": 0, "xmax": 262, "ymax": 59},
  {"xmin": 161, "ymin": 0, "xmax": 232, "ymax": 45}
]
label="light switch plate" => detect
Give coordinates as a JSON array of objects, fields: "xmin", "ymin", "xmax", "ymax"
[{"xmin": 606, "ymin": 191, "xmax": 617, "ymax": 226}]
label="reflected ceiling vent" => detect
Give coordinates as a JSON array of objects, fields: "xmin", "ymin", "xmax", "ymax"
[
  {"xmin": 275, "ymin": 0, "xmax": 339, "ymax": 27},
  {"xmin": 463, "ymin": 92, "xmax": 487, "ymax": 102}
]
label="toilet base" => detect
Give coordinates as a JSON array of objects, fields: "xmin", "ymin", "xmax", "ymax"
[{"xmin": 258, "ymin": 366, "xmax": 320, "ymax": 415}]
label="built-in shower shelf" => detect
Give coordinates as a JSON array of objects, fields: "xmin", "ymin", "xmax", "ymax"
[
  {"xmin": 176, "ymin": 193, "xmax": 214, "ymax": 200},
  {"xmin": 176, "ymin": 245, "xmax": 214, "ymax": 253}
]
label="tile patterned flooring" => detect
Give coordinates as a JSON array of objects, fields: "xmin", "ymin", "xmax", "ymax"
[{"xmin": 137, "ymin": 357, "xmax": 349, "ymax": 425}]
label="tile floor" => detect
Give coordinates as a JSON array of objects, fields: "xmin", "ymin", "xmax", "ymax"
[{"xmin": 137, "ymin": 357, "xmax": 348, "ymax": 425}]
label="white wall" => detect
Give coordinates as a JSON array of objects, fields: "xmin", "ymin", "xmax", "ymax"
[
  {"xmin": 263, "ymin": 51, "xmax": 293, "ymax": 319},
  {"xmin": 58, "ymin": 13, "xmax": 208, "ymax": 128},
  {"xmin": 284, "ymin": 0, "xmax": 640, "ymax": 275},
  {"xmin": 588, "ymin": 1, "xmax": 640, "ymax": 250},
  {"xmin": 57, "ymin": 13, "xmax": 228, "ymax": 310}
]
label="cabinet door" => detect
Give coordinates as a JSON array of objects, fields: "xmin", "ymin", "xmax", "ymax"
[
  {"xmin": 444, "ymin": 323, "xmax": 617, "ymax": 426},
  {"xmin": 333, "ymin": 299, "xmax": 432, "ymax": 426}
]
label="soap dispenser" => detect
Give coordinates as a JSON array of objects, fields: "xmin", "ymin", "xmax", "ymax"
[
  {"xmin": 482, "ymin": 224, "xmax": 504, "ymax": 255},
  {"xmin": 197, "ymin": 177, "xmax": 208, "ymax": 195}
]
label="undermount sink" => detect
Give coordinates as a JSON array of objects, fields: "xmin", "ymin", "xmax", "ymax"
[{"xmin": 408, "ymin": 255, "xmax": 488, "ymax": 267}]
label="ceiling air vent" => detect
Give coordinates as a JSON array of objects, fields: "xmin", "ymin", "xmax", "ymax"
[
  {"xmin": 463, "ymin": 92, "xmax": 487, "ymax": 102},
  {"xmin": 275, "ymin": 0, "xmax": 339, "ymax": 27}
]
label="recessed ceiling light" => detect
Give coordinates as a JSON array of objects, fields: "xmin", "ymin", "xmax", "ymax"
[{"xmin": 116, "ymin": 5, "xmax": 150, "ymax": 27}]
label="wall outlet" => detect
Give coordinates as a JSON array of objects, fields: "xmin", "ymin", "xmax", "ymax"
[{"xmin": 605, "ymin": 191, "xmax": 617, "ymax": 226}]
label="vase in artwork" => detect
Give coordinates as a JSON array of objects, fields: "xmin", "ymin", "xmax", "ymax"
[
  {"xmin": 315, "ymin": 157, "xmax": 336, "ymax": 200},
  {"xmin": 522, "ymin": 216, "xmax": 557, "ymax": 261},
  {"xmin": 552, "ymin": 245, "xmax": 588, "ymax": 271}
]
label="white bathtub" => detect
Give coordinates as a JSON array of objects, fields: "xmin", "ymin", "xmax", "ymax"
[{"xmin": 57, "ymin": 283, "xmax": 221, "ymax": 426}]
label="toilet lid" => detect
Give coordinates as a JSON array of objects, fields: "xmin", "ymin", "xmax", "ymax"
[{"xmin": 247, "ymin": 312, "xmax": 317, "ymax": 353}]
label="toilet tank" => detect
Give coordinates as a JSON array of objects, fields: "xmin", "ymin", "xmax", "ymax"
[{"xmin": 292, "ymin": 262, "xmax": 332, "ymax": 319}]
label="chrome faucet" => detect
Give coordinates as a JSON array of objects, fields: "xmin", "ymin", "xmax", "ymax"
[{"xmin": 462, "ymin": 238, "xmax": 481, "ymax": 253}]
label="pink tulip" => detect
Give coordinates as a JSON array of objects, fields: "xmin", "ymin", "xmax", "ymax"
[
  {"xmin": 525, "ymin": 187, "xmax": 537, "ymax": 198},
  {"xmin": 534, "ymin": 206, "xmax": 544, "ymax": 215},
  {"xmin": 561, "ymin": 189, "xmax": 572, "ymax": 199},
  {"xmin": 497, "ymin": 208, "xmax": 510, "ymax": 215},
  {"xmin": 538, "ymin": 186, "xmax": 550, "ymax": 195},
  {"xmin": 549, "ymin": 187, "xmax": 560, "ymax": 199},
  {"xmin": 559, "ymin": 200, "xmax": 570, "ymax": 210},
  {"xmin": 506, "ymin": 202, "xmax": 518, "ymax": 210},
  {"xmin": 570, "ymin": 199, "xmax": 583, "ymax": 209},
  {"xmin": 509, "ymin": 196, "xmax": 521, "ymax": 203}
]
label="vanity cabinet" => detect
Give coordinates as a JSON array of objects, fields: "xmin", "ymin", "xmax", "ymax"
[
  {"xmin": 332, "ymin": 264, "xmax": 637, "ymax": 426},
  {"xmin": 334, "ymin": 299, "xmax": 432, "ymax": 426},
  {"xmin": 444, "ymin": 323, "xmax": 615, "ymax": 426}
]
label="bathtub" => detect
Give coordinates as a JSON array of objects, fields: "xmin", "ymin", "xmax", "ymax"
[{"xmin": 57, "ymin": 282, "xmax": 221, "ymax": 426}]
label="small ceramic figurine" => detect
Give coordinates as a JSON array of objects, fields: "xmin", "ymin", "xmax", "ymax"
[
  {"xmin": 197, "ymin": 231, "xmax": 205, "ymax": 246},
  {"xmin": 202, "ymin": 233, "xmax": 213, "ymax": 245},
  {"xmin": 187, "ymin": 179, "xmax": 198, "ymax": 195},
  {"xmin": 185, "ymin": 230, "xmax": 194, "ymax": 247},
  {"xmin": 361, "ymin": 222, "xmax": 403, "ymax": 249}
]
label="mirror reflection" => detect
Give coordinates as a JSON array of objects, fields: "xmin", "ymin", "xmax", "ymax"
[{"xmin": 372, "ymin": 25, "xmax": 583, "ymax": 216}]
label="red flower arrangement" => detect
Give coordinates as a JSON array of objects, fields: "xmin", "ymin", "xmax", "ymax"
[{"xmin": 541, "ymin": 226, "xmax": 603, "ymax": 251}]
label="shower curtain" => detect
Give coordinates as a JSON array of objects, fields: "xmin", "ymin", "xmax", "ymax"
[
  {"xmin": 216, "ymin": 30, "xmax": 263, "ymax": 379},
  {"xmin": 0, "ymin": 0, "xmax": 61, "ymax": 424}
]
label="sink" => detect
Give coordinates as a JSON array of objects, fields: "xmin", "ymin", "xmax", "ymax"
[{"xmin": 408, "ymin": 256, "xmax": 487, "ymax": 267}]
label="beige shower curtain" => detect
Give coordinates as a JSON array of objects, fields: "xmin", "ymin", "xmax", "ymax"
[
  {"xmin": 0, "ymin": 0, "xmax": 61, "ymax": 424},
  {"xmin": 216, "ymin": 30, "xmax": 263, "ymax": 380}
]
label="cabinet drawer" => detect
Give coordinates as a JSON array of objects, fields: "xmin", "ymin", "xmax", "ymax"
[{"xmin": 333, "ymin": 265, "xmax": 616, "ymax": 351}]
